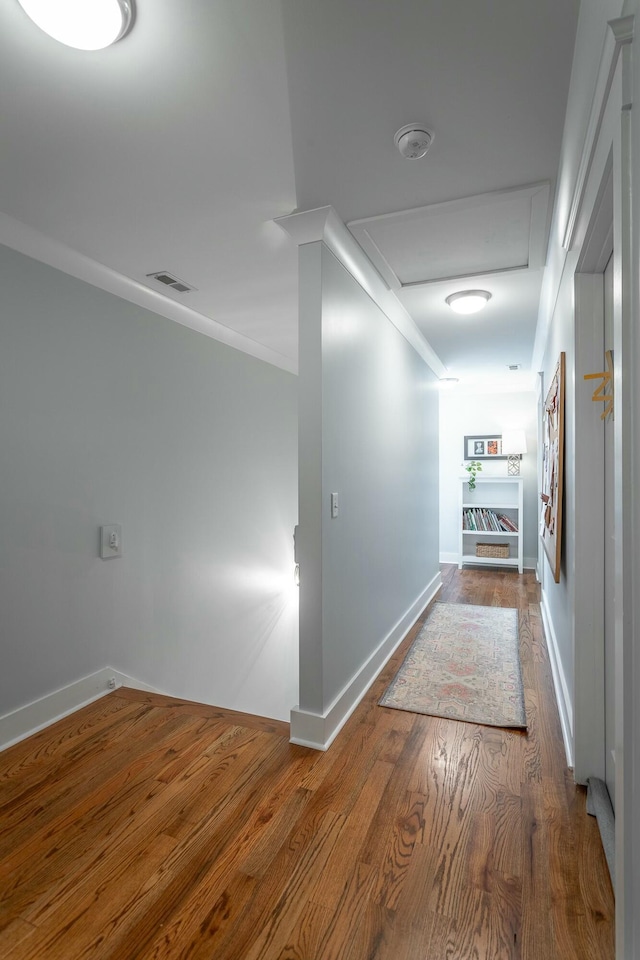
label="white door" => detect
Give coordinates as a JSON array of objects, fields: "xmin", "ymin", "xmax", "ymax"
[{"xmin": 603, "ymin": 252, "xmax": 615, "ymax": 809}]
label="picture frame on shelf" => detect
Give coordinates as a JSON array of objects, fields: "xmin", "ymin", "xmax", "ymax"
[{"xmin": 463, "ymin": 434, "xmax": 507, "ymax": 461}]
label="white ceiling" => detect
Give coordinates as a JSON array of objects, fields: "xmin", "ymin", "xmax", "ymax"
[{"xmin": 0, "ymin": 0, "xmax": 579, "ymax": 380}]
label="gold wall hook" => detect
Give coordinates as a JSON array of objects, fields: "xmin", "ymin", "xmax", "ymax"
[{"xmin": 584, "ymin": 349, "xmax": 614, "ymax": 420}]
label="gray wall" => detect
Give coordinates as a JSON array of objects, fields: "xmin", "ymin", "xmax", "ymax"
[
  {"xmin": 0, "ymin": 244, "xmax": 298, "ymax": 721},
  {"xmin": 536, "ymin": 0, "xmax": 623, "ymax": 723},
  {"xmin": 531, "ymin": 1, "xmax": 640, "ymax": 945},
  {"xmin": 298, "ymin": 242, "xmax": 440, "ymax": 715},
  {"xmin": 539, "ymin": 275, "xmax": 574, "ymax": 707}
]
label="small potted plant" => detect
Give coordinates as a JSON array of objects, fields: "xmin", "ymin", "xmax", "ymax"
[{"xmin": 464, "ymin": 460, "xmax": 483, "ymax": 491}]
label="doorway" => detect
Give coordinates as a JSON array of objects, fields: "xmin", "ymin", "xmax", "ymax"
[{"xmin": 573, "ymin": 160, "xmax": 613, "ymax": 788}]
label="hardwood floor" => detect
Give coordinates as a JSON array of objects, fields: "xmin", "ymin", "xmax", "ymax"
[{"xmin": 0, "ymin": 567, "xmax": 614, "ymax": 959}]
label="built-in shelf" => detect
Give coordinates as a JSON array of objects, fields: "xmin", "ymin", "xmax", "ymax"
[
  {"xmin": 459, "ymin": 476, "xmax": 524, "ymax": 574},
  {"xmin": 462, "ymin": 529, "xmax": 519, "ymax": 537},
  {"xmin": 460, "ymin": 555, "xmax": 520, "ymax": 567}
]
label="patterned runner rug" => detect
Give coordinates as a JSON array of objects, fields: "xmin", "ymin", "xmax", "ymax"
[{"xmin": 380, "ymin": 602, "xmax": 526, "ymax": 728}]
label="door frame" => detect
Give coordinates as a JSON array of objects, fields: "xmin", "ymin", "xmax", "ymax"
[{"xmin": 571, "ymin": 16, "xmax": 634, "ymax": 955}]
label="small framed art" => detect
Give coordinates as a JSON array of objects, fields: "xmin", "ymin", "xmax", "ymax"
[{"xmin": 463, "ymin": 434, "xmax": 506, "ymax": 460}]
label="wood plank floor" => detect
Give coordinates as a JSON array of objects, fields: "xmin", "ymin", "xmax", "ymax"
[{"xmin": 0, "ymin": 567, "xmax": 614, "ymax": 959}]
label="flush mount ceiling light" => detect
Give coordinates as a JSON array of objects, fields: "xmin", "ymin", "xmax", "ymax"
[
  {"xmin": 394, "ymin": 123, "xmax": 434, "ymax": 159},
  {"xmin": 17, "ymin": 0, "xmax": 134, "ymax": 50},
  {"xmin": 445, "ymin": 290, "xmax": 492, "ymax": 315},
  {"xmin": 438, "ymin": 377, "xmax": 460, "ymax": 389}
]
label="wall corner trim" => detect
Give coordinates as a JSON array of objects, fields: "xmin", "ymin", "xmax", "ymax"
[
  {"xmin": 289, "ymin": 571, "xmax": 442, "ymax": 751},
  {"xmin": 275, "ymin": 206, "xmax": 446, "ymax": 377},
  {"xmin": 562, "ymin": 15, "xmax": 635, "ymax": 252},
  {"xmin": 540, "ymin": 589, "xmax": 574, "ymax": 770},
  {"xmin": 0, "ymin": 667, "xmax": 160, "ymax": 752}
]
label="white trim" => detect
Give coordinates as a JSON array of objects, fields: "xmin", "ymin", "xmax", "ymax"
[
  {"xmin": 540, "ymin": 589, "xmax": 574, "ymax": 769},
  {"xmin": 562, "ymin": 16, "xmax": 634, "ymax": 251},
  {"xmin": 275, "ymin": 206, "xmax": 446, "ymax": 378},
  {"xmin": 0, "ymin": 212, "xmax": 297, "ymax": 375},
  {"xmin": 290, "ymin": 571, "xmax": 442, "ymax": 750},
  {"xmin": 615, "ymin": 46, "xmax": 635, "ymax": 956},
  {"xmin": 0, "ymin": 667, "xmax": 160, "ymax": 752},
  {"xmin": 439, "ymin": 551, "xmax": 459, "ymax": 565},
  {"xmin": 572, "ymin": 272, "xmax": 606, "ymax": 786}
]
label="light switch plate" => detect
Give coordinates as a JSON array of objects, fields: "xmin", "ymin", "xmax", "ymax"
[{"xmin": 100, "ymin": 524, "xmax": 122, "ymax": 559}]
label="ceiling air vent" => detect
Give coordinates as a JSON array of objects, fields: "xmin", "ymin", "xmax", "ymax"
[
  {"xmin": 508, "ymin": 364, "xmax": 521, "ymax": 371},
  {"xmin": 146, "ymin": 271, "xmax": 196, "ymax": 294}
]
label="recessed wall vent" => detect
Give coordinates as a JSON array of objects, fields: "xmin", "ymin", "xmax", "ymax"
[{"xmin": 146, "ymin": 271, "xmax": 196, "ymax": 294}]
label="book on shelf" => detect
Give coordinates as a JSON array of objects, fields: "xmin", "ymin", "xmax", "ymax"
[
  {"xmin": 461, "ymin": 507, "xmax": 519, "ymax": 534},
  {"xmin": 497, "ymin": 513, "xmax": 518, "ymax": 532}
]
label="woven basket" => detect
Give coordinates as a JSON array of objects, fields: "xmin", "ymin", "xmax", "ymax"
[{"xmin": 476, "ymin": 542, "xmax": 510, "ymax": 559}]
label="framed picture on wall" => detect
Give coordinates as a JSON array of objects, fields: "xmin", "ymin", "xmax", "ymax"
[
  {"xmin": 463, "ymin": 434, "xmax": 506, "ymax": 460},
  {"xmin": 540, "ymin": 353, "xmax": 565, "ymax": 583}
]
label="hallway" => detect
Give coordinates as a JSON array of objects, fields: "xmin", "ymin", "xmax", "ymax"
[{"xmin": 0, "ymin": 567, "xmax": 614, "ymax": 959}]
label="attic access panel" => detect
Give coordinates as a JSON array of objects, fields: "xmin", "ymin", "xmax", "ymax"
[{"xmin": 348, "ymin": 182, "xmax": 550, "ymax": 289}]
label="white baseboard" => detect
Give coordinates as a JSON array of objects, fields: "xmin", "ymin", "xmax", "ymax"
[
  {"xmin": 0, "ymin": 667, "xmax": 159, "ymax": 752},
  {"xmin": 290, "ymin": 570, "xmax": 442, "ymax": 751},
  {"xmin": 440, "ymin": 553, "xmax": 538, "ymax": 571},
  {"xmin": 439, "ymin": 552, "xmax": 458, "ymax": 564},
  {"xmin": 540, "ymin": 589, "xmax": 574, "ymax": 768}
]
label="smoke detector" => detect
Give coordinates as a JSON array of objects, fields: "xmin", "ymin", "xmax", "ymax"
[{"xmin": 394, "ymin": 123, "xmax": 434, "ymax": 159}]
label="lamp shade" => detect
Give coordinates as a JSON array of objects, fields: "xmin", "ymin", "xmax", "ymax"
[{"xmin": 501, "ymin": 429, "xmax": 527, "ymax": 455}]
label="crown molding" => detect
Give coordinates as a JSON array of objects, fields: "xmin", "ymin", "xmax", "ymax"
[
  {"xmin": 275, "ymin": 205, "xmax": 446, "ymax": 377},
  {"xmin": 0, "ymin": 212, "xmax": 297, "ymax": 374}
]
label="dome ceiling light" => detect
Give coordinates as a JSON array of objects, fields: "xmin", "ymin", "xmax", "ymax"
[
  {"xmin": 445, "ymin": 290, "xmax": 492, "ymax": 315},
  {"xmin": 394, "ymin": 123, "xmax": 434, "ymax": 159},
  {"xmin": 17, "ymin": 0, "xmax": 134, "ymax": 50}
]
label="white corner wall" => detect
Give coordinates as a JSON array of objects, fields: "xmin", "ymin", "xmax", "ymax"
[
  {"xmin": 284, "ymin": 208, "xmax": 441, "ymax": 750},
  {"xmin": 0, "ymin": 243, "xmax": 298, "ymax": 744},
  {"xmin": 439, "ymin": 386, "xmax": 539, "ymax": 569}
]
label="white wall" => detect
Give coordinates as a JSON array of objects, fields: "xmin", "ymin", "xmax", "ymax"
[
  {"xmin": 0, "ymin": 244, "xmax": 298, "ymax": 729},
  {"xmin": 439, "ymin": 385, "xmax": 538, "ymax": 568},
  {"xmin": 293, "ymin": 237, "xmax": 441, "ymax": 748}
]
